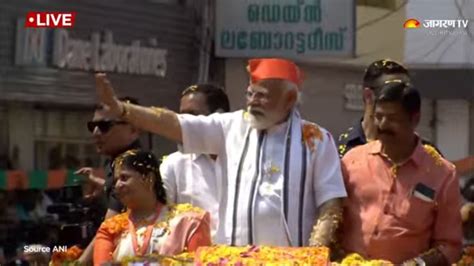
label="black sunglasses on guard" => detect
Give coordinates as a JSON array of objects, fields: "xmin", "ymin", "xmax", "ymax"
[
  {"xmin": 365, "ymin": 59, "xmax": 409, "ymax": 79},
  {"xmin": 364, "ymin": 59, "xmax": 410, "ymax": 93},
  {"xmin": 87, "ymin": 120, "xmax": 127, "ymax": 133}
]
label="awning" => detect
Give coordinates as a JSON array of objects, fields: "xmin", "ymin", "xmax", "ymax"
[{"xmin": 0, "ymin": 169, "xmax": 104, "ymax": 190}]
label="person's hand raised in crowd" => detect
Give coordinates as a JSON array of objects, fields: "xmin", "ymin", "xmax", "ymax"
[
  {"xmin": 95, "ymin": 73, "xmax": 122, "ymax": 118},
  {"xmin": 75, "ymin": 167, "xmax": 105, "ymax": 200},
  {"xmin": 454, "ymin": 156, "xmax": 474, "ymax": 177},
  {"xmin": 362, "ymin": 88, "xmax": 378, "ymax": 142}
]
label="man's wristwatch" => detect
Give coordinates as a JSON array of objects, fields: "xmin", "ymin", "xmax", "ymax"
[{"xmin": 413, "ymin": 257, "xmax": 426, "ymax": 266}]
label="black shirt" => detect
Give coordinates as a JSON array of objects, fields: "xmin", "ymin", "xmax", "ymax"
[
  {"xmin": 337, "ymin": 119, "xmax": 443, "ymax": 158},
  {"xmin": 103, "ymin": 140, "xmax": 141, "ymax": 212}
]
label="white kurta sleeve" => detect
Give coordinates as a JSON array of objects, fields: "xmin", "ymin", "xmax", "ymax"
[
  {"xmin": 159, "ymin": 154, "xmax": 177, "ymax": 204},
  {"xmin": 312, "ymin": 131, "xmax": 348, "ymax": 208},
  {"xmin": 177, "ymin": 113, "xmax": 227, "ymax": 155}
]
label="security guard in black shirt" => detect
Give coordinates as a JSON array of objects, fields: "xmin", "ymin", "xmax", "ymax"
[
  {"xmin": 338, "ymin": 118, "xmax": 441, "ymax": 157},
  {"xmin": 76, "ymin": 97, "xmax": 142, "ymax": 263},
  {"xmin": 337, "ymin": 59, "xmax": 441, "ymax": 157}
]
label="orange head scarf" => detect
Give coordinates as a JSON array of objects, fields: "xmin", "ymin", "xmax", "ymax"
[{"xmin": 247, "ymin": 58, "xmax": 303, "ymax": 90}]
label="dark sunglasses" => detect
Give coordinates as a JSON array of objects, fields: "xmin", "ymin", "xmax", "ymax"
[{"xmin": 87, "ymin": 120, "xmax": 127, "ymax": 133}]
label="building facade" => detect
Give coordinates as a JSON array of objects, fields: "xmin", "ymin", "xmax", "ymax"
[
  {"xmin": 219, "ymin": 0, "xmax": 474, "ymax": 171},
  {"xmin": 0, "ymin": 0, "xmax": 200, "ymax": 171}
]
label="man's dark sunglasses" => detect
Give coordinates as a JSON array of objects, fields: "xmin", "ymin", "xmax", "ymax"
[{"xmin": 87, "ymin": 120, "xmax": 127, "ymax": 133}]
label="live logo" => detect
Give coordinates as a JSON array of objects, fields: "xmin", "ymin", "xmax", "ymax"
[{"xmin": 25, "ymin": 12, "xmax": 76, "ymax": 28}]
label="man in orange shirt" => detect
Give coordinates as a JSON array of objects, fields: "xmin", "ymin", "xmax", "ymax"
[{"xmin": 341, "ymin": 80, "xmax": 463, "ymax": 265}]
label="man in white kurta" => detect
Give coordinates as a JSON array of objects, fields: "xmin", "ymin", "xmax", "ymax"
[
  {"xmin": 178, "ymin": 108, "xmax": 346, "ymax": 246},
  {"xmin": 95, "ymin": 58, "xmax": 348, "ymax": 247},
  {"xmin": 161, "ymin": 153, "xmax": 222, "ymax": 238},
  {"xmin": 160, "ymin": 84, "xmax": 230, "ymax": 241}
]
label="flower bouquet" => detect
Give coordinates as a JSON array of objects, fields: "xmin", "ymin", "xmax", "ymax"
[{"xmin": 195, "ymin": 245, "xmax": 330, "ymax": 265}]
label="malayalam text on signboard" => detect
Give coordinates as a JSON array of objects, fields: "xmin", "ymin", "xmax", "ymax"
[{"xmin": 215, "ymin": 0, "xmax": 355, "ymax": 60}]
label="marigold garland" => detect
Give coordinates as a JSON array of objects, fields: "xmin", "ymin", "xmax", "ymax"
[
  {"xmin": 121, "ymin": 252, "xmax": 195, "ymax": 265},
  {"xmin": 337, "ymin": 253, "xmax": 393, "ymax": 266},
  {"xmin": 195, "ymin": 245, "xmax": 329, "ymax": 265},
  {"xmin": 173, "ymin": 203, "xmax": 205, "ymax": 216},
  {"xmin": 99, "ymin": 204, "xmax": 204, "ymax": 243},
  {"xmin": 49, "ymin": 245, "xmax": 83, "ymax": 266},
  {"xmin": 100, "ymin": 212, "xmax": 130, "ymax": 237},
  {"xmin": 108, "ymin": 244, "xmax": 474, "ymax": 266},
  {"xmin": 302, "ymin": 122, "xmax": 323, "ymax": 152},
  {"xmin": 48, "ymin": 204, "xmax": 203, "ymax": 266},
  {"xmin": 457, "ymin": 246, "xmax": 474, "ymax": 266}
]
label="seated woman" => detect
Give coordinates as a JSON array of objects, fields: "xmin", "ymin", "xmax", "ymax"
[{"xmin": 93, "ymin": 150, "xmax": 211, "ymax": 265}]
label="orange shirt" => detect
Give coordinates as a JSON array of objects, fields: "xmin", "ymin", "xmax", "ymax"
[{"xmin": 341, "ymin": 140, "xmax": 463, "ymax": 264}]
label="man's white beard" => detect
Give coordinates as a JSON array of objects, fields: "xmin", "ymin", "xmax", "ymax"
[
  {"xmin": 248, "ymin": 113, "xmax": 274, "ymax": 130},
  {"xmin": 247, "ymin": 107, "xmax": 280, "ymax": 130}
]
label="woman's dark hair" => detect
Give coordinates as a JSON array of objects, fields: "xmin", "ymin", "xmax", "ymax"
[
  {"xmin": 114, "ymin": 149, "xmax": 167, "ymax": 204},
  {"xmin": 376, "ymin": 80, "xmax": 421, "ymax": 116},
  {"xmin": 181, "ymin": 84, "xmax": 230, "ymax": 113}
]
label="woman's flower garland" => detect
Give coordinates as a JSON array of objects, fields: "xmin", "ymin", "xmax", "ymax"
[{"xmin": 50, "ymin": 245, "xmax": 83, "ymax": 266}]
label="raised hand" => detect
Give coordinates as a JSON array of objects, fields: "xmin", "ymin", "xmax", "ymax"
[
  {"xmin": 362, "ymin": 88, "xmax": 377, "ymax": 141},
  {"xmin": 95, "ymin": 73, "xmax": 122, "ymax": 117},
  {"xmin": 75, "ymin": 167, "xmax": 105, "ymax": 200}
]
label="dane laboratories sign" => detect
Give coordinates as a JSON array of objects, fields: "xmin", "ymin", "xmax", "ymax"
[
  {"xmin": 15, "ymin": 19, "xmax": 167, "ymax": 77},
  {"xmin": 53, "ymin": 30, "xmax": 167, "ymax": 76},
  {"xmin": 215, "ymin": 0, "xmax": 355, "ymax": 60}
]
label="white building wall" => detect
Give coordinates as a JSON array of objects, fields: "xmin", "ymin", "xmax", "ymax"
[
  {"xmin": 436, "ymin": 100, "xmax": 470, "ymax": 161},
  {"xmin": 404, "ymin": 0, "xmax": 474, "ymax": 66}
]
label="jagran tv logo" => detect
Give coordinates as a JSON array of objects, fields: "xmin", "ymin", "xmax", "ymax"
[{"xmin": 404, "ymin": 18, "xmax": 469, "ymax": 29}]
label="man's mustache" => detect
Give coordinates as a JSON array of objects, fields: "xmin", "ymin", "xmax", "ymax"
[
  {"xmin": 377, "ymin": 129, "xmax": 395, "ymax": 136},
  {"xmin": 248, "ymin": 107, "xmax": 265, "ymax": 117}
]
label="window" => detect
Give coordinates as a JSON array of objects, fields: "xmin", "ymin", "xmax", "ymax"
[
  {"xmin": 0, "ymin": 107, "xmax": 11, "ymax": 169},
  {"xmin": 34, "ymin": 109, "xmax": 102, "ymax": 170}
]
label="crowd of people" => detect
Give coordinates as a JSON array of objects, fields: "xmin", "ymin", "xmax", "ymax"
[{"xmin": 1, "ymin": 57, "xmax": 473, "ymax": 266}]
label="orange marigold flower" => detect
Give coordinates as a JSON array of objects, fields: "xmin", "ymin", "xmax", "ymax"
[
  {"xmin": 302, "ymin": 123, "xmax": 322, "ymax": 151},
  {"xmin": 50, "ymin": 245, "xmax": 83, "ymax": 265},
  {"xmin": 457, "ymin": 246, "xmax": 474, "ymax": 266},
  {"xmin": 465, "ymin": 246, "xmax": 474, "ymax": 255},
  {"xmin": 172, "ymin": 203, "xmax": 205, "ymax": 216},
  {"xmin": 196, "ymin": 245, "xmax": 329, "ymax": 265},
  {"xmin": 101, "ymin": 212, "xmax": 130, "ymax": 237}
]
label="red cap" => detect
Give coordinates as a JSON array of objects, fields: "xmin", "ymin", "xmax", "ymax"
[{"xmin": 247, "ymin": 58, "xmax": 303, "ymax": 89}]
